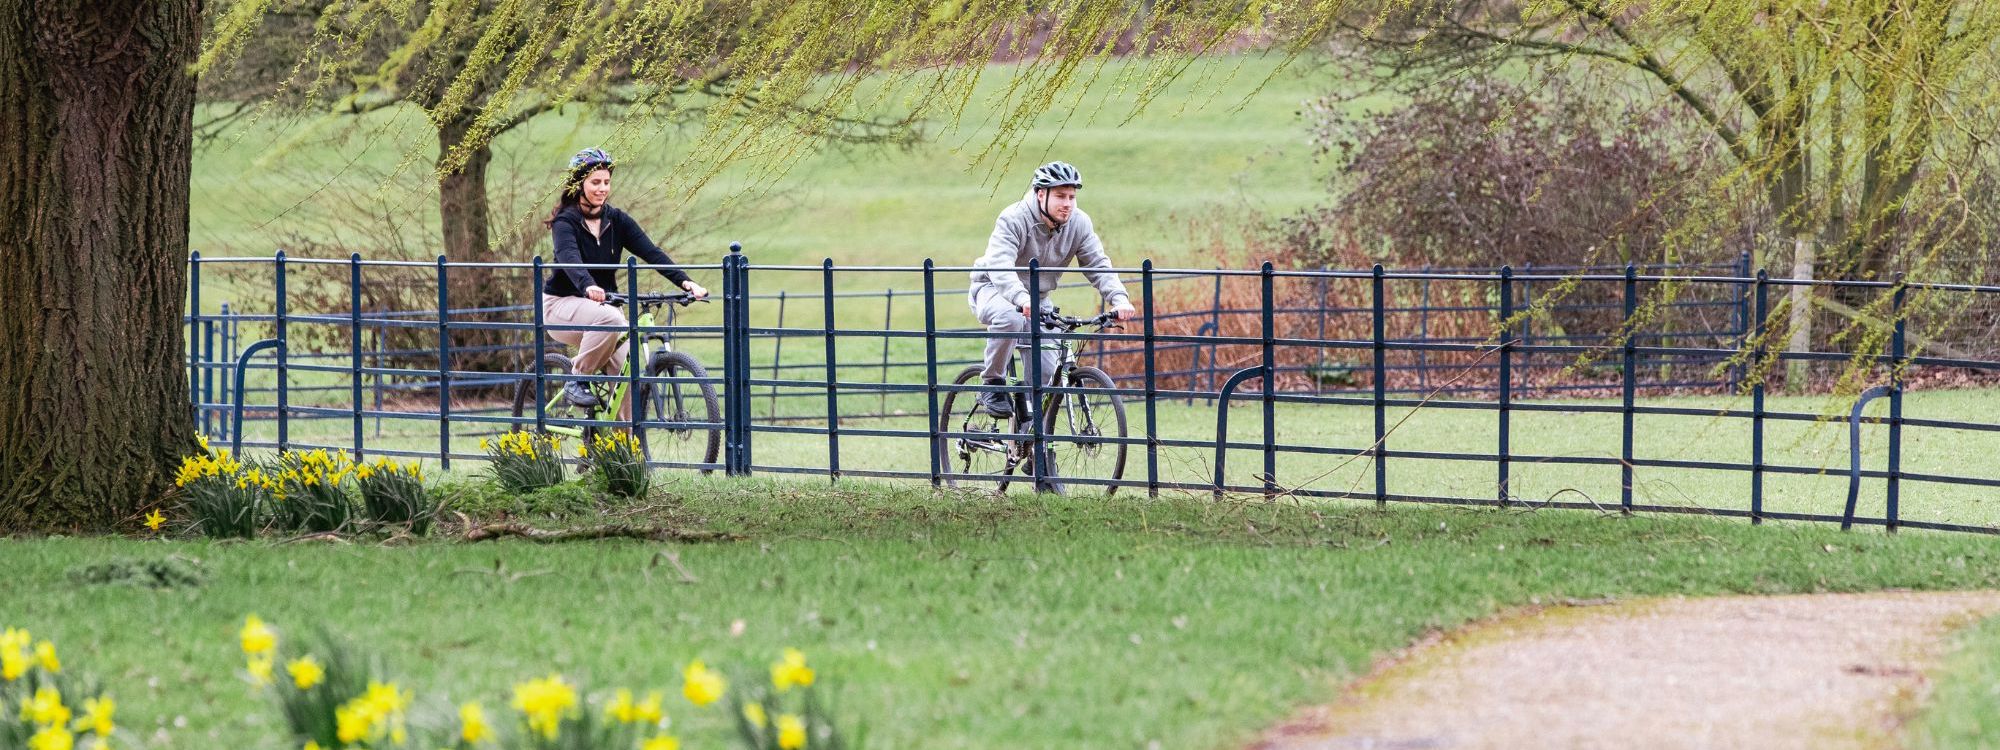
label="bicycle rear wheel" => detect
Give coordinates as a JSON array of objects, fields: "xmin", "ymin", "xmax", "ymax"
[{"xmin": 939, "ymin": 365, "xmax": 1021, "ymax": 491}]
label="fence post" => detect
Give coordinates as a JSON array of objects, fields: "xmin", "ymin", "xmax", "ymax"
[
  {"xmin": 276, "ymin": 250, "xmax": 290, "ymax": 454},
  {"xmin": 1027, "ymin": 260, "xmax": 1052, "ymax": 493},
  {"xmin": 721, "ymin": 249, "xmax": 739, "ymax": 475},
  {"xmin": 627, "ymin": 256, "xmax": 643, "ymax": 438},
  {"xmin": 1752, "ymin": 269, "xmax": 1768, "ymax": 524},
  {"xmin": 188, "ymin": 251, "xmax": 201, "ymax": 425},
  {"xmin": 350, "ymin": 253, "xmax": 365, "ymax": 462},
  {"xmin": 923, "ymin": 260, "xmax": 942, "ymax": 487},
  {"xmin": 1621, "ymin": 263, "xmax": 1637, "ymax": 512},
  {"xmin": 533, "ymin": 256, "xmax": 548, "ymax": 435},
  {"xmin": 823, "ymin": 259, "xmax": 841, "ymax": 481},
  {"xmin": 1260, "ymin": 262, "xmax": 1277, "ymax": 496},
  {"xmin": 436, "ymin": 255, "xmax": 452, "ymax": 470},
  {"xmin": 1371, "ymin": 264, "xmax": 1386, "ymax": 505},
  {"xmin": 1498, "ymin": 266, "xmax": 1513, "ymax": 507},
  {"xmin": 1888, "ymin": 274, "xmax": 1906, "ymax": 533},
  {"xmin": 1143, "ymin": 260, "xmax": 1160, "ymax": 498}
]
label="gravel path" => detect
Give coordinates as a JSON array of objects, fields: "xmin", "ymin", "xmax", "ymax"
[{"xmin": 1254, "ymin": 592, "xmax": 2000, "ymax": 750}]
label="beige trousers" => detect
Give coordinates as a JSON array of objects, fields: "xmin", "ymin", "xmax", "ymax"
[{"xmin": 542, "ymin": 294, "xmax": 635, "ymax": 420}]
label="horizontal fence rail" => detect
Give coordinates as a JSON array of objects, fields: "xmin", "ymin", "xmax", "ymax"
[{"xmin": 185, "ymin": 249, "xmax": 2000, "ymax": 536}]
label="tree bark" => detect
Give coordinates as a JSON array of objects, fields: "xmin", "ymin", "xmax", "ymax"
[
  {"xmin": 0, "ymin": 0, "xmax": 203, "ymax": 530},
  {"xmin": 438, "ymin": 114, "xmax": 495, "ymax": 263}
]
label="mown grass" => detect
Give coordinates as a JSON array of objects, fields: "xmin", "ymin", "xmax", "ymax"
[
  {"xmin": 1914, "ymin": 613, "xmax": 2000, "ymax": 749},
  {"xmin": 11, "ymin": 478, "xmax": 2000, "ymax": 749}
]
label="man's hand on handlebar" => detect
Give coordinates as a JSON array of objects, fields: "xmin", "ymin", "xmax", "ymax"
[{"xmin": 1111, "ymin": 301, "xmax": 1136, "ymax": 321}]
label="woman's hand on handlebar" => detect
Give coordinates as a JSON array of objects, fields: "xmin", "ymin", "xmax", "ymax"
[
  {"xmin": 585, "ymin": 285, "xmax": 607, "ymax": 303},
  {"xmin": 681, "ymin": 280, "xmax": 709, "ymax": 300}
]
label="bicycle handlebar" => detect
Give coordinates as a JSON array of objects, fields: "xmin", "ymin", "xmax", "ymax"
[
  {"xmin": 605, "ymin": 292, "xmax": 709, "ymax": 308},
  {"xmin": 1039, "ymin": 309, "xmax": 1123, "ymax": 331}
]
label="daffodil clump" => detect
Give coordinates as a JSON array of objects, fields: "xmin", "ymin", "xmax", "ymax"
[
  {"xmin": 269, "ymin": 449, "xmax": 358, "ymax": 533},
  {"xmin": 1, "ymin": 627, "xmax": 119, "ymax": 750},
  {"xmin": 232, "ymin": 615, "xmax": 858, "ymax": 750},
  {"xmin": 730, "ymin": 649, "xmax": 854, "ymax": 750},
  {"xmin": 355, "ymin": 457, "xmax": 437, "ymax": 534},
  {"xmin": 483, "ymin": 433, "xmax": 567, "ymax": 493},
  {"xmin": 173, "ymin": 433, "xmax": 273, "ymax": 538},
  {"xmin": 582, "ymin": 432, "xmax": 650, "ymax": 498}
]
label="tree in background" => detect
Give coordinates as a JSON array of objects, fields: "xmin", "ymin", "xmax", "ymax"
[{"xmin": 1327, "ymin": 0, "xmax": 2000, "ymax": 387}]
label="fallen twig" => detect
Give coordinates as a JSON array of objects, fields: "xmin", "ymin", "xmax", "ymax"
[{"xmin": 462, "ymin": 523, "xmax": 744, "ymax": 544}]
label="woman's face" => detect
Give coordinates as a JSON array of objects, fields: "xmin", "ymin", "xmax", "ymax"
[{"xmin": 580, "ymin": 169, "xmax": 611, "ymax": 209}]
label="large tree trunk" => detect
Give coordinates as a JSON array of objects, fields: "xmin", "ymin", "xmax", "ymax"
[{"xmin": 0, "ymin": 0, "xmax": 202, "ymax": 530}]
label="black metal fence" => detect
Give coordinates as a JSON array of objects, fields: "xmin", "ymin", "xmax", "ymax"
[{"xmin": 186, "ymin": 248, "xmax": 2000, "ymax": 536}]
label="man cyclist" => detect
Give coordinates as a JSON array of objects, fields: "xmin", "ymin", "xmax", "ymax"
[
  {"xmin": 968, "ymin": 161, "xmax": 1135, "ymax": 418},
  {"xmin": 542, "ymin": 147, "xmax": 708, "ymax": 414}
]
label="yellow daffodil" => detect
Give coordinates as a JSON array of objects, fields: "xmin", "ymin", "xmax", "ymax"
[
  {"xmin": 21, "ymin": 686, "xmax": 70, "ymax": 726},
  {"xmin": 641, "ymin": 735, "xmax": 681, "ymax": 750},
  {"xmin": 239, "ymin": 615, "xmax": 276, "ymax": 656},
  {"xmin": 777, "ymin": 713, "xmax": 807, "ymax": 749},
  {"xmin": 247, "ymin": 655, "xmax": 274, "ymax": 686},
  {"xmin": 26, "ymin": 725, "xmax": 73, "ymax": 750},
  {"xmin": 682, "ymin": 660, "xmax": 726, "ymax": 706},
  {"xmin": 2, "ymin": 627, "xmax": 29, "ymax": 652},
  {"xmin": 511, "ymin": 674, "xmax": 577, "ymax": 740},
  {"xmin": 1, "ymin": 650, "xmax": 26, "ymax": 681},
  {"xmin": 771, "ymin": 648, "xmax": 814, "ymax": 692},
  {"xmin": 34, "ymin": 640, "xmax": 59, "ymax": 674},
  {"xmin": 287, "ymin": 656, "xmax": 324, "ymax": 690},
  {"xmin": 144, "ymin": 509, "xmax": 165, "ymax": 531},
  {"xmin": 742, "ymin": 702, "xmax": 767, "ymax": 728},
  {"xmin": 77, "ymin": 695, "xmax": 114, "ymax": 736},
  {"xmin": 459, "ymin": 701, "xmax": 491, "ymax": 743},
  {"xmin": 305, "ymin": 742, "xmax": 322, "ymax": 750}
]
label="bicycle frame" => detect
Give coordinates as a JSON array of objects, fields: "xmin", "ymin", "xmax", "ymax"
[{"xmin": 540, "ymin": 307, "xmax": 666, "ymax": 437}]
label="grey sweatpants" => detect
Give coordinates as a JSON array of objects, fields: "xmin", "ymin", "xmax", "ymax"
[{"xmin": 972, "ymin": 288, "xmax": 1061, "ymax": 385}]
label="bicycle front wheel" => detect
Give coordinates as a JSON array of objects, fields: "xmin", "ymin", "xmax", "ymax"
[
  {"xmin": 639, "ymin": 350, "xmax": 722, "ymax": 473},
  {"xmin": 1040, "ymin": 366, "xmax": 1128, "ymax": 494}
]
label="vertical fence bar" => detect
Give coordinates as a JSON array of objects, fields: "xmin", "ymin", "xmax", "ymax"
[
  {"xmin": 1519, "ymin": 265, "xmax": 1534, "ymax": 391},
  {"xmin": 1313, "ymin": 273, "xmax": 1329, "ymax": 397},
  {"xmin": 220, "ymin": 302, "xmax": 233, "ymax": 440},
  {"xmin": 1752, "ymin": 270, "xmax": 1768, "ymax": 524},
  {"xmin": 350, "ymin": 253, "xmax": 365, "ymax": 462},
  {"xmin": 1260, "ymin": 262, "xmax": 1277, "ymax": 496},
  {"xmin": 188, "ymin": 251, "xmax": 201, "ymax": 424},
  {"xmin": 1027, "ymin": 260, "xmax": 1051, "ymax": 492},
  {"xmin": 1621, "ymin": 264, "xmax": 1637, "ymax": 512},
  {"xmin": 1498, "ymin": 266, "xmax": 1513, "ymax": 507},
  {"xmin": 1208, "ymin": 270, "xmax": 1222, "ymax": 394},
  {"xmin": 923, "ymin": 260, "xmax": 942, "ymax": 487},
  {"xmin": 275, "ymin": 250, "xmax": 290, "ymax": 453},
  {"xmin": 1732, "ymin": 251, "xmax": 1753, "ymax": 389},
  {"xmin": 436, "ymin": 255, "xmax": 452, "ymax": 470},
  {"xmin": 1888, "ymin": 274, "xmax": 1906, "ymax": 533},
  {"xmin": 880, "ymin": 288, "xmax": 894, "ymax": 414},
  {"xmin": 769, "ymin": 292, "xmax": 787, "ymax": 417},
  {"xmin": 823, "ymin": 259, "xmax": 841, "ymax": 481},
  {"xmin": 533, "ymin": 256, "xmax": 548, "ymax": 435},
  {"xmin": 1143, "ymin": 260, "xmax": 1160, "ymax": 498},
  {"xmin": 372, "ymin": 321, "xmax": 384, "ymax": 437},
  {"xmin": 1371, "ymin": 264, "xmax": 1387, "ymax": 505},
  {"xmin": 627, "ymin": 257, "xmax": 643, "ymax": 437},
  {"xmin": 203, "ymin": 308, "xmax": 216, "ymax": 436}
]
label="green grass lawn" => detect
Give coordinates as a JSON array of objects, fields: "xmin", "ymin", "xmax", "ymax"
[{"xmin": 11, "ymin": 481, "xmax": 2000, "ymax": 749}]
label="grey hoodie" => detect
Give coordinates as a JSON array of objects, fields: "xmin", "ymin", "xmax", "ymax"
[{"xmin": 969, "ymin": 193, "xmax": 1130, "ymax": 309}]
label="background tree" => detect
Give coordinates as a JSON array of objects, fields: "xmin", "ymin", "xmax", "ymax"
[{"xmin": 1327, "ymin": 0, "xmax": 2000, "ymax": 386}]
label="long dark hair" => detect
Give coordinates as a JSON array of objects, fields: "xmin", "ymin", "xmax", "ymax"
[{"xmin": 544, "ymin": 164, "xmax": 614, "ymax": 227}]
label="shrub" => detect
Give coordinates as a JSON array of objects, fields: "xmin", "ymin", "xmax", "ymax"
[{"xmin": 484, "ymin": 433, "xmax": 568, "ymax": 493}]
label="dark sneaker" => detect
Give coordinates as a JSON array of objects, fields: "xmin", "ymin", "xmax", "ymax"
[
  {"xmin": 977, "ymin": 389, "xmax": 1014, "ymax": 419},
  {"xmin": 563, "ymin": 380, "xmax": 602, "ymax": 409}
]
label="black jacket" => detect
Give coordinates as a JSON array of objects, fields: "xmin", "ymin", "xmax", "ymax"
[{"xmin": 544, "ymin": 204, "xmax": 693, "ymax": 297}]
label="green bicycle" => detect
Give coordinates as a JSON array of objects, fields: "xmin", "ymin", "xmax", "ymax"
[{"xmin": 510, "ymin": 291, "xmax": 722, "ymax": 472}]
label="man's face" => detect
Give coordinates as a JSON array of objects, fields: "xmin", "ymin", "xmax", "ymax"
[{"xmin": 1036, "ymin": 186, "xmax": 1078, "ymax": 224}]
